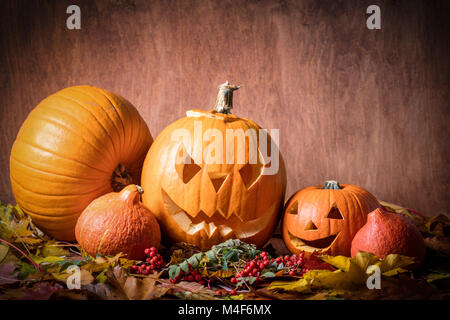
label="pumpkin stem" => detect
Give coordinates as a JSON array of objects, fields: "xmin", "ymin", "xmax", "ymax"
[
  {"xmin": 214, "ymin": 81, "xmax": 240, "ymax": 114},
  {"xmin": 323, "ymin": 180, "xmax": 342, "ymax": 190},
  {"xmin": 111, "ymin": 163, "xmax": 133, "ymax": 191}
]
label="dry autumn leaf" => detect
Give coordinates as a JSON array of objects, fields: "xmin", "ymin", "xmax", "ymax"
[
  {"xmin": 51, "ymin": 268, "xmax": 94, "ymax": 286},
  {"xmin": 380, "ymin": 200, "xmax": 450, "ymax": 237},
  {"xmin": 0, "ymin": 244, "xmax": 8, "ymax": 263},
  {"xmin": 4, "ymin": 282, "xmax": 63, "ymax": 300},
  {"xmin": 123, "ymin": 276, "xmax": 168, "ymax": 300},
  {"xmin": 0, "ymin": 263, "xmax": 19, "ymax": 285},
  {"xmin": 164, "ymin": 280, "xmax": 218, "ymax": 300},
  {"xmin": 424, "ymin": 236, "xmax": 450, "ymax": 257},
  {"xmin": 208, "ymin": 269, "xmax": 235, "ymax": 278},
  {"xmin": 267, "ymin": 251, "xmax": 415, "ymax": 293},
  {"xmin": 0, "ymin": 203, "xmax": 42, "ymax": 245},
  {"xmin": 104, "ymin": 266, "xmax": 169, "ymax": 300},
  {"xmin": 37, "ymin": 241, "xmax": 70, "ymax": 257}
]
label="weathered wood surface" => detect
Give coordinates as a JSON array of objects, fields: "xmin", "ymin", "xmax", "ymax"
[{"xmin": 0, "ymin": 0, "xmax": 449, "ymax": 217}]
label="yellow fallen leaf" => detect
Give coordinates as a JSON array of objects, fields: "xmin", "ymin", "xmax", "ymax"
[
  {"xmin": 82, "ymin": 261, "xmax": 110, "ymax": 274},
  {"xmin": 209, "ymin": 269, "xmax": 235, "ymax": 278},
  {"xmin": 119, "ymin": 258, "xmax": 137, "ymax": 269},
  {"xmin": 169, "ymin": 249, "xmax": 188, "ymax": 265},
  {"xmin": 0, "ymin": 243, "xmax": 9, "ymax": 263},
  {"xmin": 305, "ymin": 291, "xmax": 329, "ymax": 300},
  {"xmin": 200, "ymin": 266, "xmax": 210, "ymax": 277},
  {"xmin": 20, "ymin": 237, "xmax": 42, "ymax": 245},
  {"xmin": 81, "ymin": 252, "xmax": 128, "ymax": 274},
  {"xmin": 94, "ymin": 252, "xmax": 124, "ymax": 265},
  {"xmin": 268, "ymin": 251, "xmax": 414, "ymax": 293},
  {"xmin": 379, "ymin": 201, "xmax": 415, "ymax": 218},
  {"xmin": 52, "ymin": 268, "xmax": 94, "ymax": 285},
  {"xmin": 37, "ymin": 241, "xmax": 70, "ymax": 257},
  {"xmin": 375, "ymin": 253, "xmax": 415, "ymax": 275},
  {"xmin": 33, "ymin": 256, "xmax": 65, "ymax": 265},
  {"xmin": 0, "ymin": 203, "xmax": 43, "ymax": 245}
]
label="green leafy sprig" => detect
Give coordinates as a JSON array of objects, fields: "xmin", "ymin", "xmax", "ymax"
[{"xmin": 168, "ymin": 239, "xmax": 260, "ymax": 279}]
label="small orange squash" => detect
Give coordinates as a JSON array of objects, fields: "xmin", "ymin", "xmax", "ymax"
[
  {"xmin": 75, "ymin": 185, "xmax": 161, "ymax": 260},
  {"xmin": 10, "ymin": 85, "xmax": 152, "ymax": 241},
  {"xmin": 141, "ymin": 82, "xmax": 287, "ymax": 250},
  {"xmin": 282, "ymin": 180, "xmax": 380, "ymax": 256},
  {"xmin": 351, "ymin": 208, "xmax": 426, "ymax": 267}
]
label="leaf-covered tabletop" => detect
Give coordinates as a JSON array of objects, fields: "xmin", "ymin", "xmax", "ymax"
[{"xmin": 0, "ymin": 201, "xmax": 449, "ymax": 300}]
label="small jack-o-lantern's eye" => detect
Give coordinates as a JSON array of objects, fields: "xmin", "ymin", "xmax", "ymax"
[
  {"xmin": 326, "ymin": 206, "xmax": 344, "ymax": 220},
  {"xmin": 286, "ymin": 200, "xmax": 298, "ymax": 215}
]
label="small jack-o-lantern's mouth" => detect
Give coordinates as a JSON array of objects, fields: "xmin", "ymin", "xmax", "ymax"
[
  {"xmin": 161, "ymin": 189, "xmax": 275, "ymax": 240},
  {"xmin": 287, "ymin": 231, "xmax": 339, "ymax": 252}
]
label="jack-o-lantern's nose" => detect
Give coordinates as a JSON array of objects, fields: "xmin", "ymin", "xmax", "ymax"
[
  {"xmin": 305, "ymin": 220, "xmax": 318, "ymax": 230},
  {"xmin": 208, "ymin": 172, "xmax": 228, "ymax": 193}
]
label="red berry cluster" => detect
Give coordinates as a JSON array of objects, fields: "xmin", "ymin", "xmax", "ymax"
[
  {"xmin": 276, "ymin": 252, "xmax": 308, "ymax": 276},
  {"xmin": 216, "ymin": 289, "xmax": 237, "ymax": 297},
  {"xmin": 169, "ymin": 263, "xmax": 205, "ymax": 285},
  {"xmin": 233, "ymin": 251, "xmax": 271, "ymax": 283},
  {"xmin": 130, "ymin": 247, "xmax": 165, "ymax": 275},
  {"xmin": 230, "ymin": 251, "xmax": 308, "ymax": 287}
]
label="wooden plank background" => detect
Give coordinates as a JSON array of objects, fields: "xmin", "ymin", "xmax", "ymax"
[{"xmin": 0, "ymin": 0, "xmax": 449, "ymax": 217}]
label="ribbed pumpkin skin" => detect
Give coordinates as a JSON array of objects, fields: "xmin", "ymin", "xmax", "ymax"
[
  {"xmin": 10, "ymin": 86, "xmax": 152, "ymax": 241},
  {"xmin": 282, "ymin": 183, "xmax": 381, "ymax": 256},
  {"xmin": 141, "ymin": 110, "xmax": 287, "ymax": 250},
  {"xmin": 75, "ymin": 185, "xmax": 161, "ymax": 260}
]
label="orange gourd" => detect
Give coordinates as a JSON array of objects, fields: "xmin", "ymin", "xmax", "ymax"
[
  {"xmin": 75, "ymin": 185, "xmax": 161, "ymax": 260},
  {"xmin": 282, "ymin": 180, "xmax": 380, "ymax": 256},
  {"xmin": 351, "ymin": 208, "xmax": 426, "ymax": 267},
  {"xmin": 141, "ymin": 82, "xmax": 287, "ymax": 250},
  {"xmin": 10, "ymin": 85, "xmax": 152, "ymax": 241}
]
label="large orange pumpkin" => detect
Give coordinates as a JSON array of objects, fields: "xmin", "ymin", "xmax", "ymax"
[
  {"xmin": 10, "ymin": 85, "xmax": 152, "ymax": 241},
  {"xmin": 282, "ymin": 180, "xmax": 380, "ymax": 256},
  {"xmin": 141, "ymin": 82, "xmax": 287, "ymax": 250},
  {"xmin": 75, "ymin": 185, "xmax": 161, "ymax": 260}
]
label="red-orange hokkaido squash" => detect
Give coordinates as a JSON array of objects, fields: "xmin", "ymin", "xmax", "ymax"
[
  {"xmin": 351, "ymin": 208, "xmax": 426, "ymax": 267},
  {"xmin": 75, "ymin": 185, "xmax": 161, "ymax": 260}
]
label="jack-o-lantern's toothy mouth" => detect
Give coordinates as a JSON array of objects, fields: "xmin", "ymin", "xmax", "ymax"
[
  {"xmin": 287, "ymin": 230, "xmax": 339, "ymax": 252},
  {"xmin": 161, "ymin": 189, "xmax": 275, "ymax": 240}
]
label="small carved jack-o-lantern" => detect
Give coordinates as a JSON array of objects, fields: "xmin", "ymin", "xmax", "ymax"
[
  {"xmin": 141, "ymin": 82, "xmax": 287, "ymax": 250},
  {"xmin": 282, "ymin": 181, "xmax": 380, "ymax": 256}
]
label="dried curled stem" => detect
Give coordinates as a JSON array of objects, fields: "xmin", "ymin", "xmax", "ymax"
[{"xmin": 214, "ymin": 81, "xmax": 240, "ymax": 114}]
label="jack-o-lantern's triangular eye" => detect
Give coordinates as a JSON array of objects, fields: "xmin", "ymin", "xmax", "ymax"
[
  {"xmin": 176, "ymin": 153, "xmax": 202, "ymax": 184},
  {"xmin": 208, "ymin": 172, "xmax": 228, "ymax": 193},
  {"xmin": 326, "ymin": 206, "xmax": 344, "ymax": 219},
  {"xmin": 239, "ymin": 163, "xmax": 263, "ymax": 189},
  {"xmin": 286, "ymin": 200, "xmax": 298, "ymax": 215}
]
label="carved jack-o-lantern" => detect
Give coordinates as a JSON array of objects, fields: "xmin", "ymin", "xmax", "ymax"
[
  {"xmin": 141, "ymin": 82, "xmax": 286, "ymax": 249},
  {"xmin": 282, "ymin": 181, "xmax": 380, "ymax": 256}
]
